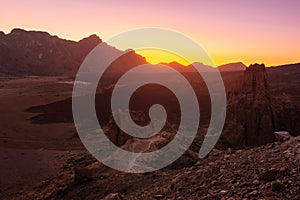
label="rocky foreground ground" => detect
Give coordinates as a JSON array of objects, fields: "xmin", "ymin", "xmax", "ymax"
[{"xmin": 11, "ymin": 135, "xmax": 298, "ymax": 200}]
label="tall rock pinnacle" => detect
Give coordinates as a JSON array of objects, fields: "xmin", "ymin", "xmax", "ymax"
[{"xmin": 221, "ymin": 64, "xmax": 275, "ymax": 148}]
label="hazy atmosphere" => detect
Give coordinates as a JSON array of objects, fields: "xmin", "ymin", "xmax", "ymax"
[{"xmin": 2, "ymin": 0, "xmax": 300, "ymax": 65}]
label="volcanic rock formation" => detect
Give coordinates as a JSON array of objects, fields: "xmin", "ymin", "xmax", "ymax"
[
  {"xmin": 222, "ymin": 64, "xmax": 275, "ymax": 148},
  {"xmin": 221, "ymin": 64, "xmax": 299, "ymax": 148}
]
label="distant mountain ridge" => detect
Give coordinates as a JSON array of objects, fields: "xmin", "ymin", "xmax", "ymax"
[
  {"xmin": 0, "ymin": 28, "xmax": 103, "ymax": 75},
  {"xmin": 0, "ymin": 28, "xmax": 299, "ymax": 76},
  {"xmin": 218, "ymin": 62, "xmax": 247, "ymax": 71}
]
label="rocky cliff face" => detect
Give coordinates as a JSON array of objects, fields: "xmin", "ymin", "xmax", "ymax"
[
  {"xmin": 221, "ymin": 64, "xmax": 275, "ymax": 148},
  {"xmin": 268, "ymin": 64, "xmax": 300, "ymax": 136},
  {"xmin": 221, "ymin": 64, "xmax": 299, "ymax": 148}
]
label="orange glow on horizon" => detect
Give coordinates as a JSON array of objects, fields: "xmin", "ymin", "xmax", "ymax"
[
  {"xmin": 135, "ymin": 49, "xmax": 191, "ymax": 66},
  {"xmin": 136, "ymin": 49, "xmax": 300, "ymax": 67},
  {"xmin": 1, "ymin": 1, "xmax": 300, "ymax": 67}
]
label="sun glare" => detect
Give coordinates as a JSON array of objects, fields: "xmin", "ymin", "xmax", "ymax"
[{"xmin": 135, "ymin": 49, "xmax": 191, "ymax": 66}]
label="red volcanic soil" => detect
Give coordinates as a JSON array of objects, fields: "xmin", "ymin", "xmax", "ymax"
[{"xmin": 0, "ymin": 76, "xmax": 86, "ymax": 198}]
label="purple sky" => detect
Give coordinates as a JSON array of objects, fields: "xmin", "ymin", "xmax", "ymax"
[{"xmin": 1, "ymin": 0, "xmax": 300, "ymax": 65}]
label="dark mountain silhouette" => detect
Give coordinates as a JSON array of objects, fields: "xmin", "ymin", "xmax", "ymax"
[
  {"xmin": 0, "ymin": 29, "xmax": 103, "ymax": 75},
  {"xmin": 0, "ymin": 29, "xmax": 257, "ymax": 76},
  {"xmin": 161, "ymin": 61, "xmax": 247, "ymax": 72},
  {"xmin": 0, "ymin": 29, "xmax": 148, "ymax": 76},
  {"xmin": 218, "ymin": 62, "xmax": 247, "ymax": 71}
]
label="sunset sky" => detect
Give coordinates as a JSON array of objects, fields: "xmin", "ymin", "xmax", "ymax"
[{"xmin": 1, "ymin": 0, "xmax": 300, "ymax": 66}]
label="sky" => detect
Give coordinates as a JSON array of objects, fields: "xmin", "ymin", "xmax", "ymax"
[{"xmin": 1, "ymin": 0, "xmax": 300, "ymax": 66}]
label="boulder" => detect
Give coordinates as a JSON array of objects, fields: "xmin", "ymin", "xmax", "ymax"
[
  {"xmin": 103, "ymin": 193, "xmax": 124, "ymax": 200},
  {"xmin": 105, "ymin": 110, "xmax": 148, "ymax": 146},
  {"xmin": 74, "ymin": 162, "xmax": 105, "ymax": 184},
  {"xmin": 274, "ymin": 131, "xmax": 291, "ymax": 142}
]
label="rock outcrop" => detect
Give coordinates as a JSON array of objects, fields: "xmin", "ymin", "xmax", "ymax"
[
  {"xmin": 104, "ymin": 110, "xmax": 198, "ymax": 169},
  {"xmin": 271, "ymin": 93, "xmax": 300, "ymax": 137},
  {"xmin": 221, "ymin": 63, "xmax": 300, "ymax": 148},
  {"xmin": 105, "ymin": 110, "xmax": 149, "ymax": 147},
  {"xmin": 221, "ymin": 64, "xmax": 275, "ymax": 148},
  {"xmin": 274, "ymin": 131, "xmax": 291, "ymax": 142}
]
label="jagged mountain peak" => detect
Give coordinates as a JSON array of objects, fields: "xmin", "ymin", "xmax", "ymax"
[
  {"xmin": 78, "ymin": 34, "xmax": 102, "ymax": 44},
  {"xmin": 248, "ymin": 63, "xmax": 265, "ymax": 69}
]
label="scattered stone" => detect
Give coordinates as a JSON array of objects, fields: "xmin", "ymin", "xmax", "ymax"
[
  {"xmin": 226, "ymin": 148, "xmax": 233, "ymax": 154},
  {"xmin": 74, "ymin": 167, "xmax": 92, "ymax": 183},
  {"xmin": 274, "ymin": 131, "xmax": 291, "ymax": 142},
  {"xmin": 220, "ymin": 190, "xmax": 228, "ymax": 194},
  {"xmin": 73, "ymin": 162, "xmax": 103, "ymax": 183},
  {"xmin": 211, "ymin": 149, "xmax": 222, "ymax": 156},
  {"xmin": 153, "ymin": 194, "xmax": 164, "ymax": 199},
  {"xmin": 247, "ymin": 190, "xmax": 258, "ymax": 197},
  {"xmin": 103, "ymin": 193, "xmax": 124, "ymax": 200},
  {"xmin": 252, "ymin": 179, "xmax": 260, "ymax": 186},
  {"xmin": 271, "ymin": 180, "xmax": 282, "ymax": 192},
  {"xmin": 259, "ymin": 169, "xmax": 279, "ymax": 182},
  {"xmin": 21, "ymin": 135, "xmax": 300, "ymax": 200}
]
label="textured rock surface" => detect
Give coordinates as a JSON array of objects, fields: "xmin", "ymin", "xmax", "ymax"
[
  {"xmin": 0, "ymin": 29, "xmax": 102, "ymax": 75},
  {"xmin": 271, "ymin": 93, "xmax": 300, "ymax": 137},
  {"xmin": 104, "ymin": 110, "xmax": 198, "ymax": 170},
  {"xmin": 221, "ymin": 63, "xmax": 300, "ymax": 149},
  {"xmin": 221, "ymin": 64, "xmax": 276, "ymax": 148},
  {"xmin": 0, "ymin": 29, "xmax": 147, "ymax": 76},
  {"xmin": 16, "ymin": 136, "xmax": 300, "ymax": 200},
  {"xmin": 105, "ymin": 110, "xmax": 147, "ymax": 147},
  {"xmin": 274, "ymin": 131, "xmax": 291, "ymax": 142}
]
